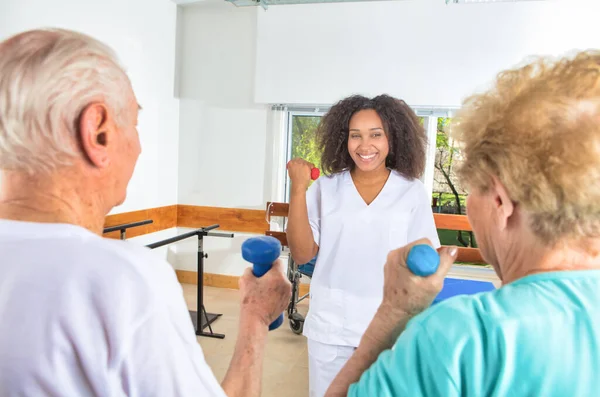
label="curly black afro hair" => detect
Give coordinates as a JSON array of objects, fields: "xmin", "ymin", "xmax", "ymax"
[{"xmin": 317, "ymin": 94, "xmax": 427, "ymax": 179}]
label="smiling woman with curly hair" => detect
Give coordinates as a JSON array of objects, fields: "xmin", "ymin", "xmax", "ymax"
[
  {"xmin": 317, "ymin": 94, "xmax": 427, "ymax": 178},
  {"xmin": 285, "ymin": 94, "xmax": 440, "ymax": 397}
]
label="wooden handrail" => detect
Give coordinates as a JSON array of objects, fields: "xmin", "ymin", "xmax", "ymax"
[
  {"xmin": 267, "ymin": 202, "xmax": 291, "ymax": 218},
  {"xmin": 454, "ymin": 247, "xmax": 484, "ymax": 263},
  {"xmin": 266, "ymin": 231, "xmax": 483, "ymax": 263},
  {"xmin": 266, "ymin": 231, "xmax": 288, "ymax": 247},
  {"xmin": 433, "ymin": 213, "xmax": 472, "ymax": 232},
  {"xmin": 267, "ymin": 202, "xmax": 474, "ymax": 232},
  {"xmin": 265, "ymin": 202, "xmax": 484, "ymax": 264}
]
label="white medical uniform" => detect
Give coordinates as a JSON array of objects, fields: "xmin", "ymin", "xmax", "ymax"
[
  {"xmin": 303, "ymin": 170, "xmax": 440, "ymax": 397},
  {"xmin": 0, "ymin": 219, "xmax": 226, "ymax": 397}
]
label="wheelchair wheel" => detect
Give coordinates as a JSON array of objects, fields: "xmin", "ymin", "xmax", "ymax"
[{"xmin": 289, "ymin": 312, "xmax": 304, "ymax": 335}]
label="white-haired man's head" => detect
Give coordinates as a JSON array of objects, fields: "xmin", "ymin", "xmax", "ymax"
[{"xmin": 0, "ymin": 28, "xmax": 141, "ymax": 213}]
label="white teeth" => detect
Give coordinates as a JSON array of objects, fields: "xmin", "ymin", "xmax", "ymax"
[{"xmin": 359, "ymin": 154, "xmax": 376, "ymax": 160}]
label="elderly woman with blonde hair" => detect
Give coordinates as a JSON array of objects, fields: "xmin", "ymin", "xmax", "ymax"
[{"xmin": 325, "ymin": 50, "xmax": 600, "ymax": 397}]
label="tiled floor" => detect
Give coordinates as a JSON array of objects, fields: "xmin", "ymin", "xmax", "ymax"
[{"xmin": 182, "ymin": 284, "xmax": 310, "ymax": 397}]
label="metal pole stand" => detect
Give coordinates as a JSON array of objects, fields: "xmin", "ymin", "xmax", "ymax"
[{"xmin": 189, "ymin": 226, "xmax": 234, "ymax": 339}]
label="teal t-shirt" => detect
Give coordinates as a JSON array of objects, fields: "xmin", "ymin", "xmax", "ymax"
[{"xmin": 349, "ymin": 270, "xmax": 600, "ymax": 396}]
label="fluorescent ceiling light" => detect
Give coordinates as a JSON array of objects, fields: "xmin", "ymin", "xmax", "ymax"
[
  {"xmin": 224, "ymin": 0, "xmax": 545, "ymax": 10},
  {"xmin": 446, "ymin": 0, "xmax": 544, "ymax": 3},
  {"xmin": 226, "ymin": 0, "xmax": 397, "ymax": 10}
]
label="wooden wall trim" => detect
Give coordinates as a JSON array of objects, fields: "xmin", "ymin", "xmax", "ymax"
[
  {"xmin": 104, "ymin": 205, "xmax": 475, "ymax": 239},
  {"xmin": 103, "ymin": 204, "xmax": 268, "ymax": 239},
  {"xmin": 176, "ymin": 270, "xmax": 311, "ymax": 296},
  {"xmin": 103, "ymin": 204, "xmax": 483, "ymax": 263},
  {"xmin": 175, "ymin": 270, "xmax": 200, "ymax": 285},
  {"xmin": 177, "ymin": 205, "xmax": 268, "ymax": 234},
  {"xmin": 103, "ymin": 205, "xmax": 177, "ymax": 239}
]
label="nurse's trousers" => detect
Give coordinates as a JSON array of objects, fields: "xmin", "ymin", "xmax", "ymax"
[{"xmin": 308, "ymin": 339, "xmax": 356, "ymax": 397}]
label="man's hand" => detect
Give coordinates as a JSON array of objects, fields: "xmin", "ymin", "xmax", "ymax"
[
  {"xmin": 381, "ymin": 239, "xmax": 457, "ymax": 318},
  {"xmin": 238, "ymin": 259, "xmax": 292, "ymax": 328},
  {"xmin": 221, "ymin": 260, "xmax": 291, "ymax": 397}
]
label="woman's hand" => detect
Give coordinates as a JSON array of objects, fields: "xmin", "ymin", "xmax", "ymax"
[
  {"xmin": 287, "ymin": 158, "xmax": 314, "ymax": 193},
  {"xmin": 381, "ymin": 239, "xmax": 457, "ymax": 317}
]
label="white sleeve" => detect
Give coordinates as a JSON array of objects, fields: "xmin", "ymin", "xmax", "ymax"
[
  {"xmin": 119, "ymin": 312, "xmax": 226, "ymax": 397},
  {"xmin": 408, "ymin": 183, "xmax": 441, "ymax": 249},
  {"xmin": 119, "ymin": 281, "xmax": 226, "ymax": 396},
  {"xmin": 306, "ymin": 179, "xmax": 322, "ymax": 246}
]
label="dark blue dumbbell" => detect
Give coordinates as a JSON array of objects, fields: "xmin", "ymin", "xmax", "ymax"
[
  {"xmin": 406, "ymin": 245, "xmax": 440, "ymax": 276},
  {"xmin": 241, "ymin": 236, "xmax": 284, "ymax": 331}
]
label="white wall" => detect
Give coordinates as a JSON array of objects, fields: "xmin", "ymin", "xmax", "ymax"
[
  {"xmin": 129, "ymin": 227, "xmax": 295, "ymax": 280},
  {"xmin": 178, "ymin": 0, "xmax": 600, "ymax": 214},
  {"xmin": 0, "ymin": 0, "xmax": 180, "ymax": 213},
  {"xmin": 255, "ymin": 0, "xmax": 600, "ymax": 107},
  {"xmin": 177, "ymin": 1, "xmax": 271, "ymax": 209},
  {"xmin": 131, "ymin": 226, "xmax": 499, "ymax": 284},
  {"xmin": 173, "ymin": 0, "xmax": 599, "ymax": 279}
]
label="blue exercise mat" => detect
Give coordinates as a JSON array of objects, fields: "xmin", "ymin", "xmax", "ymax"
[
  {"xmin": 433, "ymin": 277, "xmax": 496, "ymax": 304},
  {"xmin": 296, "ymin": 256, "xmax": 495, "ymax": 303}
]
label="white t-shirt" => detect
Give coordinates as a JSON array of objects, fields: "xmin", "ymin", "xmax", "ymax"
[
  {"xmin": 0, "ymin": 219, "xmax": 226, "ymax": 397},
  {"xmin": 303, "ymin": 170, "xmax": 440, "ymax": 347}
]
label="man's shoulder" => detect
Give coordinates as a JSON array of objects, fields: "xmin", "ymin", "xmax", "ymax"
[
  {"xmin": 39, "ymin": 231, "xmax": 178, "ymax": 295},
  {"xmin": 86, "ymin": 237, "xmax": 176, "ymax": 284},
  {"xmin": 2, "ymin": 220, "xmax": 170, "ymax": 274},
  {"xmin": 94, "ymin": 237, "xmax": 167, "ymax": 267}
]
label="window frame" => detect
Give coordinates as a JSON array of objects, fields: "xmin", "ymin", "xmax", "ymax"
[
  {"xmin": 277, "ymin": 106, "xmax": 499, "ymax": 277},
  {"xmin": 283, "ymin": 110, "xmax": 327, "ymax": 203},
  {"xmin": 279, "ymin": 106, "xmax": 457, "ymax": 204}
]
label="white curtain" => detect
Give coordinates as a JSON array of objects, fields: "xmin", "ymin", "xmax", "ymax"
[{"xmin": 263, "ymin": 106, "xmax": 288, "ymax": 232}]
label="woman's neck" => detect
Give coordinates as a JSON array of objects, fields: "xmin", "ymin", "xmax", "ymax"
[
  {"xmin": 500, "ymin": 236, "xmax": 600, "ymax": 284},
  {"xmin": 351, "ymin": 165, "xmax": 390, "ymax": 185}
]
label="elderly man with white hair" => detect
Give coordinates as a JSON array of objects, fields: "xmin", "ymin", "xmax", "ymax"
[{"xmin": 0, "ymin": 28, "xmax": 291, "ymax": 396}]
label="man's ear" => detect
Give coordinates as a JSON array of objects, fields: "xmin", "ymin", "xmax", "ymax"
[
  {"xmin": 490, "ymin": 176, "xmax": 515, "ymax": 231},
  {"xmin": 79, "ymin": 103, "xmax": 112, "ymax": 168}
]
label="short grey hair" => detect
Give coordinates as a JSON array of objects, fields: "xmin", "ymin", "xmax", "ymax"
[{"xmin": 0, "ymin": 28, "xmax": 133, "ymax": 174}]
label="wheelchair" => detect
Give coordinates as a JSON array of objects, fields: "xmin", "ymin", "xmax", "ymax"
[
  {"xmin": 264, "ymin": 201, "xmax": 317, "ymax": 334},
  {"xmin": 286, "ymin": 254, "xmax": 316, "ymax": 334}
]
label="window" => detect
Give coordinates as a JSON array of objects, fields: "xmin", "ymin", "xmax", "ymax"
[
  {"xmin": 284, "ymin": 111, "xmax": 325, "ymax": 202},
  {"xmin": 432, "ymin": 117, "xmax": 476, "ymax": 247},
  {"xmin": 281, "ymin": 107, "xmax": 473, "ymax": 247}
]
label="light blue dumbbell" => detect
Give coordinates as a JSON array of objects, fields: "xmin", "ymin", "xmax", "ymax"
[
  {"xmin": 241, "ymin": 236, "xmax": 284, "ymax": 331},
  {"xmin": 406, "ymin": 245, "xmax": 440, "ymax": 276}
]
